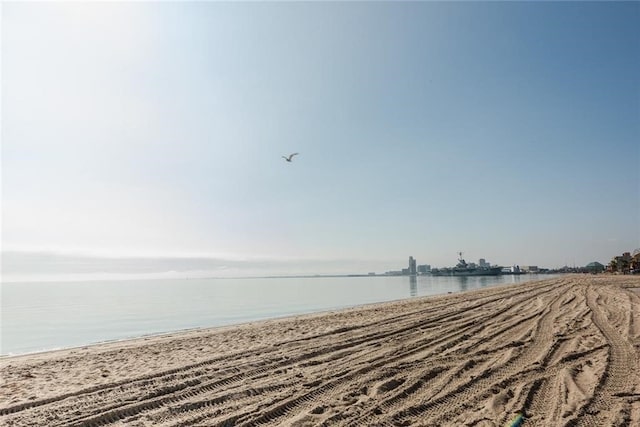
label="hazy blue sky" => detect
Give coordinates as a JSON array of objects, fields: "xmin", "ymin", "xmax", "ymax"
[{"xmin": 2, "ymin": 2, "xmax": 639, "ymax": 279}]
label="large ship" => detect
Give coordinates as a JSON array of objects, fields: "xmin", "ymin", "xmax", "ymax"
[{"xmin": 430, "ymin": 253, "xmax": 503, "ymax": 276}]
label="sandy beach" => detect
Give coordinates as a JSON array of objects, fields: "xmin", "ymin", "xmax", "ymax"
[{"xmin": 1, "ymin": 275, "xmax": 639, "ymax": 426}]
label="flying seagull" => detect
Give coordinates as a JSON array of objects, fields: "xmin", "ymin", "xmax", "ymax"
[{"xmin": 282, "ymin": 153, "xmax": 299, "ymax": 162}]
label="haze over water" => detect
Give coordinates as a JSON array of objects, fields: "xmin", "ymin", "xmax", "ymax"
[{"xmin": 1, "ymin": 274, "xmax": 551, "ymax": 356}]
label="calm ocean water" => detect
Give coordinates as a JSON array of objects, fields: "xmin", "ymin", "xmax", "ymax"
[{"xmin": 1, "ymin": 274, "xmax": 552, "ymax": 356}]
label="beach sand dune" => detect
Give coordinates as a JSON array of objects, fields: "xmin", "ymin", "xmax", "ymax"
[{"xmin": 2, "ymin": 275, "xmax": 639, "ymax": 426}]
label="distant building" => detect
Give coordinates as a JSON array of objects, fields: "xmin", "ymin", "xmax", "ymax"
[
  {"xmin": 402, "ymin": 268, "xmax": 410, "ymax": 275},
  {"xmin": 417, "ymin": 264, "xmax": 431, "ymax": 274},
  {"xmin": 409, "ymin": 256, "xmax": 417, "ymax": 275},
  {"xmin": 608, "ymin": 251, "xmax": 636, "ymax": 274},
  {"xmin": 521, "ymin": 265, "xmax": 539, "ymax": 273},
  {"xmin": 479, "ymin": 258, "xmax": 488, "ymax": 268}
]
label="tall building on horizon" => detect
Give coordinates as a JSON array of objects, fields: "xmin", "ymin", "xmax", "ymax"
[{"xmin": 409, "ymin": 256, "xmax": 417, "ymax": 276}]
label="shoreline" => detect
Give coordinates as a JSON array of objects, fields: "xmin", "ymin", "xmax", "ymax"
[
  {"xmin": 2, "ymin": 274, "xmax": 552, "ymax": 358},
  {"xmin": 0, "ymin": 298, "xmax": 427, "ymax": 360},
  {"xmin": 1, "ymin": 285, "xmax": 473, "ymax": 360},
  {"xmin": 2, "ymin": 275, "xmax": 639, "ymax": 426}
]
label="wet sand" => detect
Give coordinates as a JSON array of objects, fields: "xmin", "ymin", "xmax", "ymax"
[{"xmin": 1, "ymin": 275, "xmax": 639, "ymax": 426}]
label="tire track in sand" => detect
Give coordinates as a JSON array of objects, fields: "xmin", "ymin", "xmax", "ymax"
[{"xmin": 568, "ymin": 285, "xmax": 640, "ymax": 427}]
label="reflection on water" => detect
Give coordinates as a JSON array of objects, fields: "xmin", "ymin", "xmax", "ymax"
[{"xmin": 409, "ymin": 275, "xmax": 417, "ymax": 297}]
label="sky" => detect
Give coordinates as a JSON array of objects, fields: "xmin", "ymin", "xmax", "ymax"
[{"xmin": 2, "ymin": 2, "xmax": 639, "ymax": 281}]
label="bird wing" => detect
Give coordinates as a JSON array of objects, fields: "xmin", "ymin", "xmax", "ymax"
[{"xmin": 289, "ymin": 153, "xmax": 299, "ymax": 159}]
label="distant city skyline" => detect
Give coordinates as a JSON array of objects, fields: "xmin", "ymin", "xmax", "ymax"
[
  {"xmin": 2, "ymin": 2, "xmax": 639, "ymax": 281},
  {"xmin": 0, "ymin": 250, "xmax": 624, "ymax": 282}
]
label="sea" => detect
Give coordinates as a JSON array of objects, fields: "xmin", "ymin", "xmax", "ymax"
[{"xmin": 1, "ymin": 274, "xmax": 552, "ymax": 356}]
